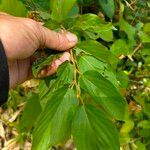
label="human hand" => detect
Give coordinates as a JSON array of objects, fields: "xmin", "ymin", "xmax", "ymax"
[{"xmin": 0, "ymin": 13, "xmax": 77, "ymax": 88}]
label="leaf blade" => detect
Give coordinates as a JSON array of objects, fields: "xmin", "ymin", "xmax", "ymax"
[
  {"xmin": 32, "ymin": 87, "xmax": 79, "ymax": 150},
  {"xmin": 79, "ymin": 71, "xmax": 128, "ymax": 120},
  {"xmin": 72, "ymin": 105, "xmax": 120, "ymax": 150}
]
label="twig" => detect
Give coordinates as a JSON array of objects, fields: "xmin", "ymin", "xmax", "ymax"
[{"xmin": 128, "ymin": 43, "xmax": 143, "ymax": 61}]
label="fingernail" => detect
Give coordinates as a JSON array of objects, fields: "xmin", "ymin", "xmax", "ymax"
[{"xmin": 66, "ymin": 33, "xmax": 78, "ymax": 43}]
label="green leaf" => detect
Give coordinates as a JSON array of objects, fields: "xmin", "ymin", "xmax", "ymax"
[
  {"xmin": 38, "ymin": 80, "xmax": 50, "ymax": 100},
  {"xmin": 44, "ymin": 19, "xmax": 61, "ymax": 30},
  {"xmin": 56, "ymin": 62, "xmax": 74, "ymax": 86},
  {"xmin": 79, "ymin": 71, "xmax": 128, "ymax": 120},
  {"xmin": 19, "ymin": 94, "xmax": 42, "ymax": 132},
  {"xmin": 20, "ymin": 0, "xmax": 50, "ymax": 11},
  {"xmin": 136, "ymin": 141, "xmax": 146, "ymax": 150},
  {"xmin": 138, "ymin": 120, "xmax": 150, "ymax": 129},
  {"xmin": 72, "ymin": 105, "xmax": 119, "ymax": 150},
  {"xmin": 77, "ymin": 40, "xmax": 110, "ymax": 62},
  {"xmin": 32, "ymin": 87, "xmax": 79, "ymax": 150},
  {"xmin": 119, "ymin": 18, "xmax": 136, "ymax": 47},
  {"xmin": 116, "ymin": 71, "xmax": 129, "ymax": 88},
  {"xmin": 0, "ymin": 0, "xmax": 27, "ymax": 17},
  {"xmin": 98, "ymin": 0, "xmax": 115, "ymax": 18},
  {"xmin": 78, "ymin": 54, "xmax": 106, "ymax": 73},
  {"xmin": 39, "ymin": 62, "xmax": 74, "ymax": 108},
  {"xmin": 98, "ymin": 29, "xmax": 113, "ymax": 42},
  {"xmin": 110, "ymin": 39, "xmax": 129, "ymax": 57},
  {"xmin": 70, "ymin": 14, "xmax": 114, "ymax": 40},
  {"xmin": 77, "ymin": 54, "xmax": 119, "ymax": 87},
  {"xmin": 138, "ymin": 31, "xmax": 150, "ymax": 43},
  {"xmin": 143, "ymin": 101, "xmax": 150, "ymax": 117},
  {"xmin": 50, "ymin": 0, "xmax": 77, "ymax": 22},
  {"xmin": 143, "ymin": 23, "xmax": 150, "ymax": 33}
]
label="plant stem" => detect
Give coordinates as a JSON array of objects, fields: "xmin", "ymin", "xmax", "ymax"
[{"xmin": 70, "ymin": 49, "xmax": 83, "ymax": 104}]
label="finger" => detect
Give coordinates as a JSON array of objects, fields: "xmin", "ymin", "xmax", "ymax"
[
  {"xmin": 40, "ymin": 26, "xmax": 78, "ymax": 51},
  {"xmin": 39, "ymin": 52, "xmax": 70, "ymax": 77}
]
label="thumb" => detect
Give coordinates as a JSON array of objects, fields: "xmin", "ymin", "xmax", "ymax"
[{"xmin": 40, "ymin": 26, "xmax": 78, "ymax": 51}]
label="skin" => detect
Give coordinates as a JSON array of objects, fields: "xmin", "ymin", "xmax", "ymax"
[{"xmin": 0, "ymin": 13, "xmax": 78, "ymax": 88}]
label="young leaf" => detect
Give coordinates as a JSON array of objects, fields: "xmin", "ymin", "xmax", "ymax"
[
  {"xmin": 77, "ymin": 40, "xmax": 110, "ymax": 62},
  {"xmin": 19, "ymin": 94, "xmax": 42, "ymax": 132},
  {"xmin": 79, "ymin": 71, "xmax": 128, "ymax": 120},
  {"xmin": 32, "ymin": 87, "xmax": 79, "ymax": 150},
  {"xmin": 98, "ymin": 0, "xmax": 115, "ymax": 19},
  {"xmin": 50, "ymin": 0, "xmax": 77, "ymax": 22},
  {"xmin": 72, "ymin": 105, "xmax": 120, "ymax": 150}
]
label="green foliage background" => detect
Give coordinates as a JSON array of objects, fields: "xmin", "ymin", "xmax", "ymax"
[{"xmin": 0, "ymin": 0, "xmax": 150, "ymax": 150}]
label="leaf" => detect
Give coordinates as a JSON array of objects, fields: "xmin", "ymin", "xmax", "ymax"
[
  {"xmin": 98, "ymin": 0, "xmax": 115, "ymax": 18},
  {"xmin": 98, "ymin": 29, "xmax": 113, "ymax": 42},
  {"xmin": 79, "ymin": 71, "xmax": 128, "ymax": 120},
  {"xmin": 138, "ymin": 31, "xmax": 150, "ymax": 43},
  {"xmin": 77, "ymin": 40, "xmax": 110, "ymax": 62},
  {"xmin": 50, "ymin": 0, "xmax": 77, "ymax": 22},
  {"xmin": 32, "ymin": 87, "xmax": 79, "ymax": 150},
  {"xmin": 143, "ymin": 23, "xmax": 150, "ymax": 33},
  {"xmin": 38, "ymin": 80, "xmax": 50, "ymax": 100},
  {"xmin": 78, "ymin": 54, "xmax": 106, "ymax": 73},
  {"xmin": 20, "ymin": 0, "xmax": 50, "ymax": 11},
  {"xmin": 56, "ymin": 62, "xmax": 74, "ymax": 86},
  {"xmin": 39, "ymin": 62, "xmax": 74, "ymax": 108},
  {"xmin": 0, "ymin": 0, "xmax": 27, "ymax": 17},
  {"xmin": 72, "ymin": 105, "xmax": 120, "ymax": 150},
  {"xmin": 116, "ymin": 71, "xmax": 129, "ymax": 88},
  {"xmin": 70, "ymin": 14, "xmax": 114, "ymax": 40},
  {"xmin": 110, "ymin": 39, "xmax": 129, "ymax": 57},
  {"xmin": 119, "ymin": 18, "xmax": 136, "ymax": 47},
  {"xmin": 138, "ymin": 120, "xmax": 150, "ymax": 129},
  {"xmin": 136, "ymin": 141, "xmax": 146, "ymax": 150},
  {"xmin": 19, "ymin": 94, "xmax": 42, "ymax": 132},
  {"xmin": 77, "ymin": 54, "xmax": 119, "ymax": 87}
]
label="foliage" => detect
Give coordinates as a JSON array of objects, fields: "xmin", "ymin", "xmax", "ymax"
[{"xmin": 0, "ymin": 0, "xmax": 150, "ymax": 150}]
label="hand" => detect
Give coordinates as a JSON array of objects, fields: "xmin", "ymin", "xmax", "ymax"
[{"xmin": 0, "ymin": 13, "xmax": 77, "ymax": 88}]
